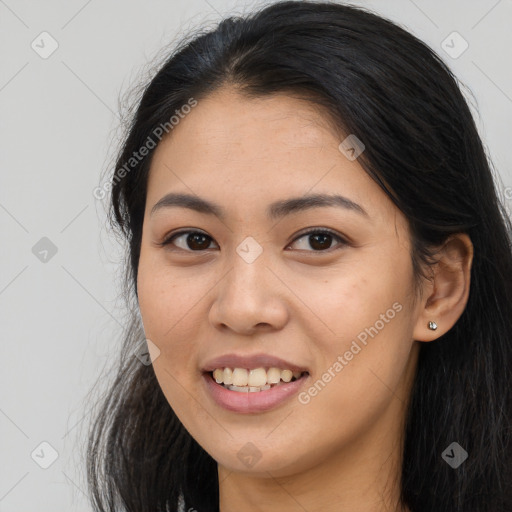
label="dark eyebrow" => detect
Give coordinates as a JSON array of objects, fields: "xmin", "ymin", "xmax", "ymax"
[{"xmin": 150, "ymin": 192, "xmax": 368, "ymax": 220}]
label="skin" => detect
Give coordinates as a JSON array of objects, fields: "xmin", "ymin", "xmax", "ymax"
[{"xmin": 137, "ymin": 86, "xmax": 473, "ymax": 512}]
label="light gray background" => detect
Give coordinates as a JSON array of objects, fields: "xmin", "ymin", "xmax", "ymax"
[{"xmin": 1, "ymin": 0, "xmax": 511, "ymax": 510}]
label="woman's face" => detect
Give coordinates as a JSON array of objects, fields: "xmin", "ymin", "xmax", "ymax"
[{"xmin": 137, "ymin": 87, "xmax": 423, "ymax": 478}]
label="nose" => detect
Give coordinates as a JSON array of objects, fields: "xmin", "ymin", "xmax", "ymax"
[{"xmin": 208, "ymin": 250, "xmax": 289, "ymax": 335}]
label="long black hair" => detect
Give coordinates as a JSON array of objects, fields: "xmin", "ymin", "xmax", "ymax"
[{"xmin": 85, "ymin": 2, "xmax": 512, "ymax": 511}]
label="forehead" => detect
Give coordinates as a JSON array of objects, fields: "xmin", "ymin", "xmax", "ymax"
[
  {"xmin": 176, "ymin": 87, "xmax": 343, "ymax": 139},
  {"xmin": 145, "ymin": 88, "xmax": 395, "ymax": 224}
]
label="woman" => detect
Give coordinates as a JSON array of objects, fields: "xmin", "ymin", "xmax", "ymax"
[{"xmin": 86, "ymin": 1, "xmax": 512, "ymax": 511}]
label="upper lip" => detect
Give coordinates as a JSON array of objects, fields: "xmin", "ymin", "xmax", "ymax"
[{"xmin": 202, "ymin": 353, "xmax": 309, "ymax": 373}]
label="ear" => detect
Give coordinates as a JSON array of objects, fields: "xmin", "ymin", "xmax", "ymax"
[{"xmin": 413, "ymin": 233, "xmax": 474, "ymax": 342}]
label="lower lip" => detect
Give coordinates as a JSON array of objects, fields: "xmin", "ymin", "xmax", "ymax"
[{"xmin": 203, "ymin": 372, "xmax": 309, "ymax": 414}]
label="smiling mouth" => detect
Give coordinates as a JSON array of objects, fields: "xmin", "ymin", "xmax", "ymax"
[{"xmin": 208, "ymin": 368, "xmax": 309, "ymax": 393}]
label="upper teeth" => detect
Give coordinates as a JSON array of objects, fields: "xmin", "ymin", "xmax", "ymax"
[{"xmin": 212, "ymin": 367, "xmax": 304, "ymax": 387}]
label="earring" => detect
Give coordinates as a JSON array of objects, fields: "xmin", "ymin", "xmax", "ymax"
[{"xmin": 428, "ymin": 320, "xmax": 438, "ymax": 330}]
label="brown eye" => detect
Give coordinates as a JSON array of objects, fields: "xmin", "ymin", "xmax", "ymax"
[
  {"xmin": 161, "ymin": 231, "xmax": 218, "ymax": 251},
  {"xmin": 288, "ymin": 228, "xmax": 347, "ymax": 252},
  {"xmin": 159, "ymin": 227, "xmax": 347, "ymax": 253}
]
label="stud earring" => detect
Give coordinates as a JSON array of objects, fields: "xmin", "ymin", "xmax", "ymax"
[{"xmin": 428, "ymin": 320, "xmax": 438, "ymax": 331}]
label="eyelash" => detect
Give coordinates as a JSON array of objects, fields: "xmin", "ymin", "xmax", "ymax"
[{"xmin": 158, "ymin": 227, "xmax": 348, "ymax": 253}]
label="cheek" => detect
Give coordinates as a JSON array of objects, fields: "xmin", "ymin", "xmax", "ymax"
[
  {"xmin": 300, "ymin": 261, "xmax": 408, "ymax": 345},
  {"xmin": 137, "ymin": 263, "xmax": 207, "ymax": 427},
  {"xmin": 304, "ymin": 253, "xmax": 414, "ymax": 399},
  {"xmin": 297, "ymin": 303, "xmax": 413, "ymax": 452},
  {"xmin": 136, "ymin": 260, "xmax": 195, "ymax": 373},
  {"xmin": 137, "ymin": 252, "xmax": 199, "ymax": 337}
]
